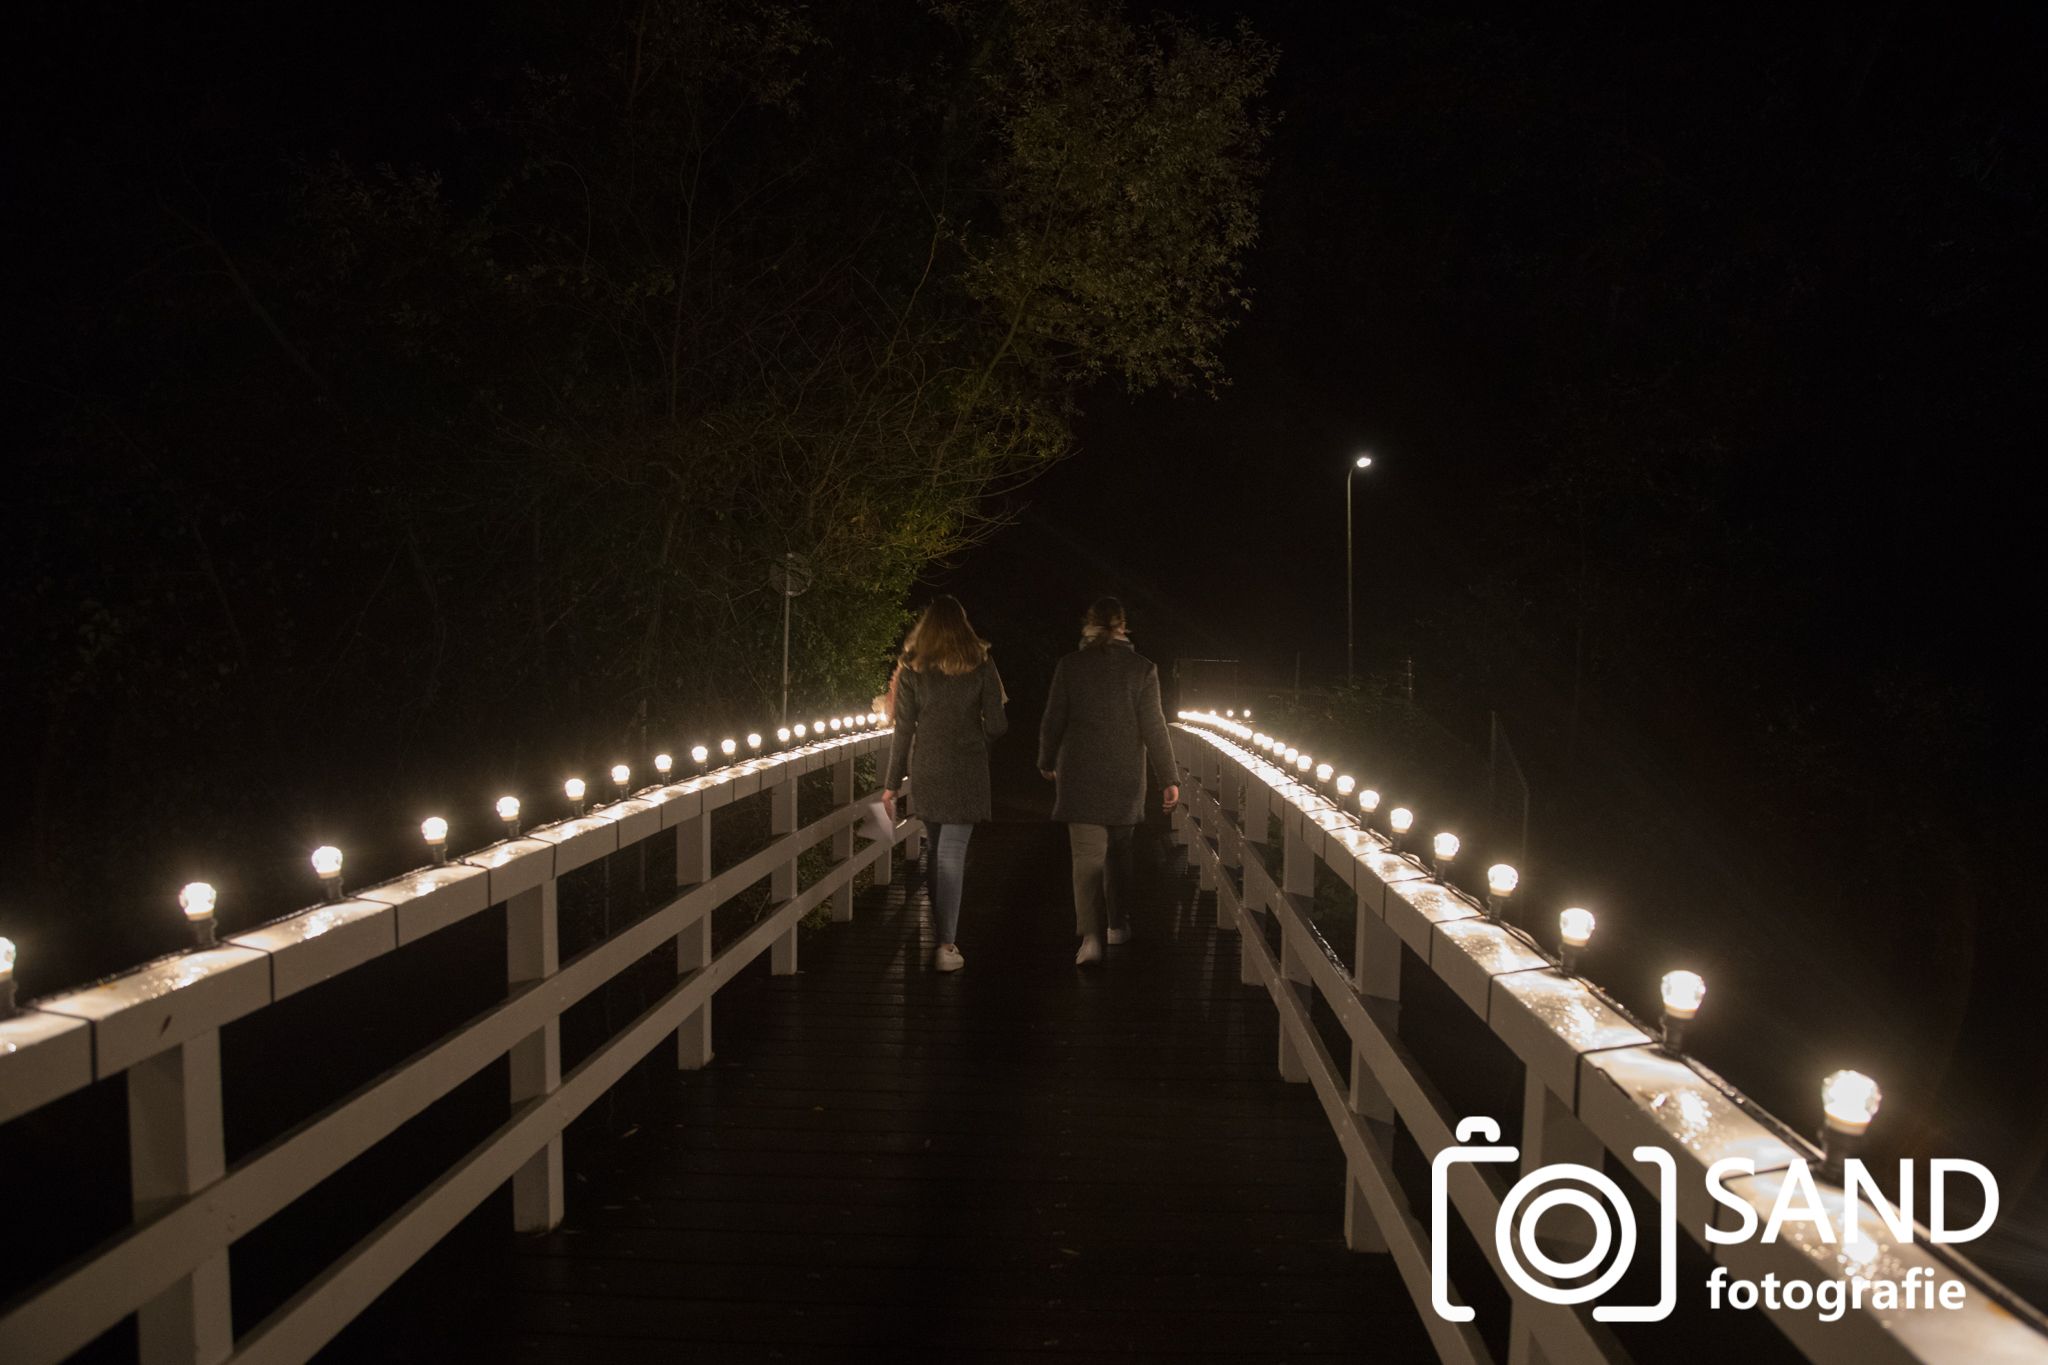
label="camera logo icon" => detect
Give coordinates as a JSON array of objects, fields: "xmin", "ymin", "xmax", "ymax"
[{"xmin": 1431, "ymin": 1117, "xmax": 1678, "ymax": 1323}]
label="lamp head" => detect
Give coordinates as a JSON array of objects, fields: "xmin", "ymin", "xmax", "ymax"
[
  {"xmin": 1822, "ymin": 1070, "xmax": 1882, "ymax": 1137},
  {"xmin": 1660, "ymin": 970, "xmax": 1706, "ymax": 1020}
]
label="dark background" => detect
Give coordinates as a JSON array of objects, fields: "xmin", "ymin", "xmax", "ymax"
[{"xmin": 7, "ymin": 0, "xmax": 2047, "ymax": 1316}]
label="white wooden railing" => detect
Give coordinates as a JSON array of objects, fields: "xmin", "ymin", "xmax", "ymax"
[
  {"xmin": 1169, "ymin": 711, "xmax": 2048, "ymax": 1365},
  {"xmin": 0, "ymin": 723, "xmax": 918, "ymax": 1365}
]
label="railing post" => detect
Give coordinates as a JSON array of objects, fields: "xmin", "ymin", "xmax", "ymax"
[
  {"xmin": 830, "ymin": 753, "xmax": 856, "ymax": 922},
  {"xmin": 874, "ymin": 796, "xmax": 894, "ymax": 888},
  {"xmin": 1215, "ymin": 753, "xmax": 1243, "ymax": 931},
  {"xmin": 1191, "ymin": 743, "xmax": 1223, "ymax": 888},
  {"xmin": 1169, "ymin": 738, "xmax": 1193, "ymax": 847},
  {"xmin": 771, "ymin": 770, "xmax": 799, "ymax": 974},
  {"xmin": 506, "ymin": 880, "xmax": 563, "ymax": 1232},
  {"xmin": 1242, "ymin": 769, "xmax": 1270, "ymax": 856},
  {"xmin": 674, "ymin": 809, "xmax": 713, "ymax": 1069},
  {"xmin": 1275, "ymin": 812, "xmax": 1315, "ymax": 1083},
  {"xmin": 129, "ymin": 1033, "xmax": 232, "ymax": 1365},
  {"xmin": 1507, "ymin": 1070, "xmax": 1608, "ymax": 1365},
  {"xmin": 1217, "ymin": 752, "xmax": 1241, "ymax": 872},
  {"xmin": 1345, "ymin": 902, "xmax": 1403, "ymax": 1253}
]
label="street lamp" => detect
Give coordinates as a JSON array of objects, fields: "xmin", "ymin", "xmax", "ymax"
[{"xmin": 1347, "ymin": 453, "xmax": 1374, "ymax": 683}]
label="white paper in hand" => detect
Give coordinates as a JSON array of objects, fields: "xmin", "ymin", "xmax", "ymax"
[{"xmin": 861, "ymin": 799, "xmax": 894, "ymax": 844}]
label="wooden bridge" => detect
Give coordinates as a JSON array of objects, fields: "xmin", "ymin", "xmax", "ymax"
[{"xmin": 1, "ymin": 717, "xmax": 2044, "ymax": 1363}]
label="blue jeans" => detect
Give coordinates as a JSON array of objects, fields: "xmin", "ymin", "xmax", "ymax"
[{"xmin": 931, "ymin": 823, "xmax": 974, "ymax": 944}]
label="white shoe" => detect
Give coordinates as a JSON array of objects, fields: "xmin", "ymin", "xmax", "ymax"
[
  {"xmin": 1075, "ymin": 935, "xmax": 1103, "ymax": 966},
  {"xmin": 1106, "ymin": 925, "xmax": 1130, "ymax": 946},
  {"xmin": 934, "ymin": 945, "xmax": 965, "ymax": 973}
]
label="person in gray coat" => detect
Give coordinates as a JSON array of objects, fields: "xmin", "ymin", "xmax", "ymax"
[
  {"xmin": 1037, "ymin": 597, "xmax": 1180, "ymax": 966},
  {"xmin": 882, "ymin": 595, "xmax": 1007, "ymax": 972}
]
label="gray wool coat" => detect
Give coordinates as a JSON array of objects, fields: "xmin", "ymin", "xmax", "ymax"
[
  {"xmin": 1037, "ymin": 640, "xmax": 1178, "ymax": 827},
  {"xmin": 883, "ymin": 659, "xmax": 1008, "ymax": 825}
]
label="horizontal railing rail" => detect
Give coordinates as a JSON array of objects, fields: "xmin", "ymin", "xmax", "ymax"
[
  {"xmin": 1168, "ymin": 712, "xmax": 2048, "ymax": 1365},
  {"xmin": 0, "ymin": 723, "xmax": 921, "ymax": 1365}
]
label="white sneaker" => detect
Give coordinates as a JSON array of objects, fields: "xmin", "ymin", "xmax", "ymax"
[
  {"xmin": 1074, "ymin": 934, "xmax": 1104, "ymax": 966},
  {"xmin": 1106, "ymin": 925, "xmax": 1130, "ymax": 946},
  {"xmin": 934, "ymin": 945, "xmax": 965, "ymax": 973}
]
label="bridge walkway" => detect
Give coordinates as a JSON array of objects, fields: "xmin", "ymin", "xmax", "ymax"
[{"xmin": 394, "ymin": 819, "xmax": 1430, "ymax": 1362}]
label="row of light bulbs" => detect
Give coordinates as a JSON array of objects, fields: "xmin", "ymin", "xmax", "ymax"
[
  {"xmin": 1178, "ymin": 709, "xmax": 1884, "ymax": 1155},
  {"xmin": 0, "ymin": 710, "xmax": 888, "ymax": 1013}
]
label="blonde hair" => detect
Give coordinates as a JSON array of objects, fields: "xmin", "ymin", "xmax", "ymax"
[
  {"xmin": 1080, "ymin": 596, "xmax": 1127, "ymax": 648},
  {"xmin": 905, "ymin": 596, "xmax": 989, "ymax": 677}
]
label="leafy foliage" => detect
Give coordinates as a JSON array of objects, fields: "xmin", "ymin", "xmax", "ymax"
[{"xmin": 5, "ymin": 0, "xmax": 1272, "ymax": 986}]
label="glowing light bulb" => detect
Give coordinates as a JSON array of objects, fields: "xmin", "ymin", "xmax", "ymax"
[
  {"xmin": 1282, "ymin": 746, "xmax": 1298, "ymax": 763},
  {"xmin": 1355, "ymin": 454, "xmax": 1373, "ymax": 469},
  {"xmin": 1389, "ymin": 807, "xmax": 1414, "ymax": 834},
  {"xmin": 1296, "ymin": 755, "xmax": 1313, "ymax": 774},
  {"xmin": 813, "ymin": 718, "xmax": 825, "ymax": 734},
  {"xmin": 1359, "ymin": 788, "xmax": 1380, "ymax": 814},
  {"xmin": 1822, "ymin": 1071, "xmax": 1882, "ymax": 1136},
  {"xmin": 1225, "ymin": 709, "xmax": 1236, "ymax": 718},
  {"xmin": 690, "ymin": 745, "xmax": 709, "ymax": 766},
  {"xmin": 655, "ymin": 753, "xmax": 674, "ymax": 777},
  {"xmin": 1243, "ymin": 707, "xmax": 1252, "ymax": 718},
  {"xmin": 1660, "ymin": 970, "xmax": 1706, "ymax": 1020},
  {"xmin": 747, "ymin": 733, "xmax": 763, "ymax": 751},
  {"xmin": 611, "ymin": 764, "xmax": 631, "ymax": 789},
  {"xmin": 1558, "ymin": 907, "xmax": 1595, "ymax": 948},
  {"xmin": 312, "ymin": 845, "xmax": 344, "ymax": 878},
  {"xmin": 777, "ymin": 727, "xmax": 792, "ymax": 743},
  {"xmin": 794, "ymin": 723, "xmax": 808, "ymax": 739},
  {"xmin": 496, "ymin": 796, "xmax": 521, "ymax": 828},
  {"xmin": 720, "ymin": 738, "xmax": 737, "ymax": 759},
  {"xmin": 180, "ymin": 882, "xmax": 217, "ymax": 922},
  {"xmin": 421, "ymin": 817, "xmax": 449, "ymax": 864},
  {"xmin": 1432, "ymin": 832, "xmax": 1460, "ymax": 861},
  {"xmin": 1315, "ymin": 763, "xmax": 1334, "ymax": 782},
  {"xmin": 564, "ymin": 777, "xmax": 587, "ymax": 803},
  {"xmin": 1336, "ymin": 775, "xmax": 1356, "ymax": 796},
  {"xmin": 1487, "ymin": 864, "xmax": 1519, "ymax": 897},
  {"xmin": 0, "ymin": 936, "xmax": 16, "ymax": 982}
]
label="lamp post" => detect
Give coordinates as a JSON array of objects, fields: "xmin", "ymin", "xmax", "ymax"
[{"xmin": 1347, "ymin": 453, "xmax": 1373, "ymax": 683}]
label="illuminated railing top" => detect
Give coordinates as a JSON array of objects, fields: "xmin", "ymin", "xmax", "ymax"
[
  {"xmin": 0, "ymin": 710, "xmax": 889, "ymax": 1123},
  {"xmin": 1171, "ymin": 707, "xmax": 2048, "ymax": 1365}
]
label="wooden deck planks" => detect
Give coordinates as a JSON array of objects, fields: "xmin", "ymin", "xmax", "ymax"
[{"xmin": 328, "ymin": 820, "xmax": 1430, "ymax": 1362}]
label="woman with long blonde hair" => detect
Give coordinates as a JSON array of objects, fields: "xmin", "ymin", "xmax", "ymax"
[{"xmin": 881, "ymin": 596, "xmax": 1007, "ymax": 972}]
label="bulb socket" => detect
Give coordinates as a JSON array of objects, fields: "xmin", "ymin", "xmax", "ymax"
[
  {"xmin": 1661, "ymin": 1013, "xmax": 1687, "ymax": 1054},
  {"xmin": 190, "ymin": 917, "xmax": 218, "ymax": 949},
  {"xmin": 320, "ymin": 873, "xmax": 344, "ymax": 902},
  {"xmin": 1, "ymin": 978, "xmax": 17, "ymax": 1017},
  {"xmin": 1819, "ymin": 1125, "xmax": 1863, "ymax": 1185}
]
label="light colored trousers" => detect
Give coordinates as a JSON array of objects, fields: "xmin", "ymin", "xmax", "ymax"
[{"xmin": 1067, "ymin": 823, "xmax": 1135, "ymax": 938}]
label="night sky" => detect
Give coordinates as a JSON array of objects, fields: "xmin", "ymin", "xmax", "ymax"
[{"xmin": 8, "ymin": 0, "xmax": 2048, "ymax": 1314}]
